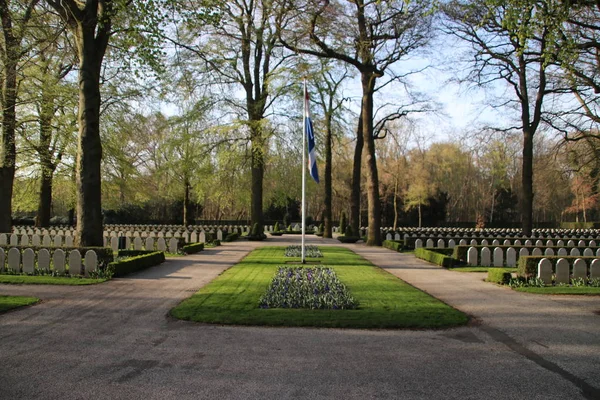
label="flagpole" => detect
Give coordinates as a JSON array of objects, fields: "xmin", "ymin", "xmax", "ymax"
[{"xmin": 301, "ymin": 79, "xmax": 307, "ymax": 264}]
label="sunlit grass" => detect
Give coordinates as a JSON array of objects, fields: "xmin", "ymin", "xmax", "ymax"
[
  {"xmin": 0, "ymin": 295, "xmax": 39, "ymax": 313},
  {"xmin": 0, "ymin": 275, "xmax": 107, "ymax": 285}
]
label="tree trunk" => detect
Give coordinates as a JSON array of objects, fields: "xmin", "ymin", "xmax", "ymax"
[
  {"xmin": 74, "ymin": 24, "xmax": 104, "ymax": 246},
  {"xmin": 0, "ymin": 30, "xmax": 18, "ymax": 233},
  {"xmin": 393, "ymin": 177, "xmax": 399, "ymax": 231},
  {"xmin": 183, "ymin": 177, "xmax": 191, "ymax": 226},
  {"xmin": 418, "ymin": 203, "xmax": 422, "ymax": 228},
  {"xmin": 323, "ymin": 112, "xmax": 333, "ymax": 238},
  {"xmin": 36, "ymin": 91, "xmax": 56, "ymax": 228},
  {"xmin": 350, "ymin": 112, "xmax": 363, "ymax": 236},
  {"xmin": 250, "ymin": 126, "xmax": 264, "ymax": 232},
  {"xmin": 521, "ymin": 128, "xmax": 534, "ymax": 236},
  {"xmin": 361, "ymin": 73, "xmax": 382, "ymax": 246}
]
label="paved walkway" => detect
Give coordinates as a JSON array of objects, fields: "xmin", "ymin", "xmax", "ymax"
[{"xmin": 0, "ymin": 236, "xmax": 598, "ymax": 399}]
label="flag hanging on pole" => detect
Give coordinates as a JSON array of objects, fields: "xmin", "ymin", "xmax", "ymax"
[{"xmin": 304, "ymin": 83, "xmax": 320, "ymax": 183}]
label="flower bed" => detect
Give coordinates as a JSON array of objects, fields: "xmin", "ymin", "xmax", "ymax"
[
  {"xmin": 259, "ymin": 266, "xmax": 357, "ymax": 310},
  {"xmin": 284, "ymin": 245, "xmax": 323, "ymax": 258}
]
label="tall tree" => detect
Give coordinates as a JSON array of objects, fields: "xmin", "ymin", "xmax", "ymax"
[
  {"xmin": 279, "ymin": 0, "xmax": 434, "ymax": 245},
  {"xmin": 0, "ymin": 0, "xmax": 40, "ymax": 233}
]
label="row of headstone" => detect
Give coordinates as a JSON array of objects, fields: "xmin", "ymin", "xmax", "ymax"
[
  {"xmin": 538, "ymin": 258, "xmax": 600, "ymax": 284},
  {"xmin": 465, "ymin": 246, "xmax": 600, "ymax": 267},
  {"xmin": 0, "ymin": 248, "xmax": 97, "ymax": 277},
  {"xmin": 414, "ymin": 237, "xmax": 599, "ymax": 249},
  {"xmin": 0, "ymin": 233, "xmax": 75, "ymax": 247},
  {"xmin": 104, "ymin": 236, "xmax": 181, "ymax": 253}
]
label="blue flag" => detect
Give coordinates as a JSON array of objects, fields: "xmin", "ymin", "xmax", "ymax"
[{"xmin": 304, "ymin": 84, "xmax": 319, "ymax": 183}]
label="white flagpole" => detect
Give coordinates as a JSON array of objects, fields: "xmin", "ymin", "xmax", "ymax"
[{"xmin": 301, "ymin": 79, "xmax": 307, "ymax": 264}]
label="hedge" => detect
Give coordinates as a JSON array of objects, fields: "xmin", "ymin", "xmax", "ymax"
[
  {"xmin": 452, "ymin": 245, "xmax": 599, "ymax": 262},
  {"xmin": 223, "ymin": 232, "xmax": 239, "ymax": 242},
  {"xmin": 182, "ymin": 243, "xmax": 204, "ymax": 254},
  {"xmin": 0, "ymin": 245, "xmax": 114, "ymax": 268},
  {"xmin": 110, "ymin": 251, "xmax": 165, "ymax": 277},
  {"xmin": 415, "ymin": 248, "xmax": 455, "ymax": 268},
  {"xmin": 486, "ymin": 269, "xmax": 512, "ymax": 284},
  {"xmin": 118, "ymin": 249, "xmax": 156, "ymax": 257},
  {"xmin": 518, "ymin": 256, "xmax": 600, "ymax": 277},
  {"xmin": 382, "ymin": 240, "xmax": 404, "ymax": 252},
  {"xmin": 337, "ymin": 236, "xmax": 360, "ymax": 243}
]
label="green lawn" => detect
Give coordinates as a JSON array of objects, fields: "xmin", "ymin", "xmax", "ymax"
[
  {"xmin": 514, "ymin": 286, "xmax": 600, "ymax": 295},
  {"xmin": 0, "ymin": 295, "xmax": 40, "ymax": 313},
  {"xmin": 171, "ymin": 246, "xmax": 468, "ymax": 329},
  {"xmin": 450, "ymin": 267, "xmax": 518, "ymax": 273},
  {"xmin": 0, "ymin": 275, "xmax": 107, "ymax": 285}
]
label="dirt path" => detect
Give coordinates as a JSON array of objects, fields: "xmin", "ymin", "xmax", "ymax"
[{"xmin": 0, "ymin": 237, "xmax": 598, "ymax": 399}]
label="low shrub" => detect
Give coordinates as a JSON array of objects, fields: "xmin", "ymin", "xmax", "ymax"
[
  {"xmin": 486, "ymin": 269, "xmax": 512, "ymax": 284},
  {"xmin": 269, "ymin": 232, "xmax": 283, "ymax": 236},
  {"xmin": 337, "ymin": 236, "xmax": 360, "ymax": 243},
  {"xmin": 382, "ymin": 240, "xmax": 403, "ymax": 252},
  {"xmin": 110, "ymin": 251, "xmax": 165, "ymax": 277},
  {"xmin": 274, "ymin": 222, "xmax": 280, "ymax": 232},
  {"xmin": 118, "ymin": 249, "xmax": 156, "ymax": 257},
  {"xmin": 182, "ymin": 243, "xmax": 204, "ymax": 254},
  {"xmin": 415, "ymin": 248, "xmax": 455, "ymax": 268},
  {"xmin": 223, "ymin": 232, "xmax": 239, "ymax": 242}
]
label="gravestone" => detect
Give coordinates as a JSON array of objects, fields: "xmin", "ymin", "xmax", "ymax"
[
  {"xmin": 525, "ymin": 240, "xmax": 532, "ymax": 246},
  {"xmin": 519, "ymin": 248, "xmax": 530, "ymax": 257},
  {"xmin": 169, "ymin": 238, "xmax": 178, "ymax": 254},
  {"xmin": 514, "ymin": 240, "xmax": 522, "ymax": 246},
  {"xmin": 590, "ymin": 259, "xmax": 600, "ymax": 279},
  {"xmin": 570, "ymin": 248, "xmax": 581, "ymax": 257},
  {"xmin": 32, "ymin": 234, "xmax": 41, "ymax": 246},
  {"xmin": 467, "ymin": 247, "xmax": 478, "ymax": 266},
  {"xmin": 199, "ymin": 231, "xmax": 206, "ymax": 243},
  {"xmin": 573, "ymin": 259, "xmax": 587, "ymax": 280},
  {"xmin": 448, "ymin": 239, "xmax": 456, "ymax": 248},
  {"xmin": 0, "ymin": 248, "xmax": 4, "ymax": 271},
  {"xmin": 54, "ymin": 235, "xmax": 62, "ymax": 247},
  {"xmin": 42, "ymin": 235, "xmax": 51, "ymax": 247},
  {"xmin": 492, "ymin": 239, "xmax": 500, "ymax": 246},
  {"xmin": 555, "ymin": 258, "xmax": 570, "ymax": 284},
  {"xmin": 506, "ymin": 248, "xmax": 517, "ymax": 267},
  {"xmin": 68, "ymin": 250, "xmax": 82, "ymax": 276},
  {"xmin": 532, "ymin": 248, "xmax": 542, "ymax": 256},
  {"xmin": 10, "ymin": 234, "xmax": 18, "ymax": 246},
  {"xmin": 157, "ymin": 238, "xmax": 167, "ymax": 252},
  {"xmin": 22, "ymin": 248, "xmax": 35, "ymax": 274},
  {"xmin": 134, "ymin": 237, "xmax": 143, "ymax": 251},
  {"xmin": 546, "ymin": 240, "xmax": 554, "ymax": 247},
  {"xmin": 53, "ymin": 249, "xmax": 65, "ymax": 274},
  {"xmin": 394, "ymin": 233, "xmax": 401, "ymax": 241},
  {"xmin": 190, "ymin": 231, "xmax": 198, "ymax": 243},
  {"xmin": 557, "ymin": 240, "xmax": 564, "ymax": 246},
  {"xmin": 544, "ymin": 248, "xmax": 554, "ymax": 256},
  {"xmin": 217, "ymin": 229, "xmax": 223, "ymax": 241},
  {"xmin": 20, "ymin": 234, "xmax": 29, "ymax": 246},
  {"xmin": 583, "ymin": 248, "xmax": 594, "ymax": 257},
  {"xmin": 437, "ymin": 239, "xmax": 445, "ymax": 248},
  {"xmin": 415, "ymin": 239, "xmax": 423, "ymax": 249},
  {"xmin": 493, "ymin": 247, "xmax": 503, "ymax": 267},
  {"xmin": 567, "ymin": 240, "xmax": 575, "ymax": 247},
  {"xmin": 426, "ymin": 239, "xmax": 434, "ymax": 248},
  {"xmin": 557, "ymin": 248, "xmax": 567, "ymax": 256},
  {"xmin": 110, "ymin": 237, "xmax": 119, "ymax": 253},
  {"xmin": 503, "ymin": 240, "xmax": 511, "ymax": 246},
  {"xmin": 535, "ymin": 240, "xmax": 544, "ymax": 247},
  {"xmin": 459, "ymin": 239, "xmax": 467, "ymax": 246},
  {"xmin": 589, "ymin": 240, "xmax": 596, "ymax": 247},
  {"xmin": 578, "ymin": 240, "xmax": 586, "ymax": 247},
  {"xmin": 8, "ymin": 248, "xmax": 20, "ymax": 272},
  {"xmin": 65, "ymin": 236, "xmax": 74, "ymax": 247},
  {"xmin": 38, "ymin": 249, "xmax": 50, "ymax": 273},
  {"xmin": 481, "ymin": 239, "xmax": 488, "ymax": 246},
  {"xmin": 145, "ymin": 237, "xmax": 155, "ymax": 251},
  {"xmin": 537, "ymin": 258, "xmax": 553, "ymax": 284},
  {"xmin": 84, "ymin": 251, "xmax": 97, "ymax": 277},
  {"xmin": 0, "ymin": 233, "xmax": 6, "ymax": 245},
  {"xmin": 470, "ymin": 239, "xmax": 478, "ymax": 246},
  {"xmin": 480, "ymin": 247, "xmax": 491, "ymax": 267}
]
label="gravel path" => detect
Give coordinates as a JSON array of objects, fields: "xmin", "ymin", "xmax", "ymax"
[{"xmin": 0, "ymin": 236, "xmax": 598, "ymax": 399}]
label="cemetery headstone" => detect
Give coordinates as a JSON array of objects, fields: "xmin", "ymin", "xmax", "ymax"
[
  {"xmin": 0, "ymin": 233, "xmax": 6, "ymax": 245},
  {"xmin": 519, "ymin": 248, "xmax": 530, "ymax": 257},
  {"xmin": 32, "ymin": 234, "xmax": 41, "ymax": 246},
  {"xmin": 20, "ymin": 234, "xmax": 29, "ymax": 246},
  {"xmin": 415, "ymin": 239, "xmax": 423, "ymax": 249},
  {"xmin": 53, "ymin": 249, "xmax": 65, "ymax": 274},
  {"xmin": 590, "ymin": 259, "xmax": 600, "ymax": 279},
  {"xmin": 10, "ymin": 234, "xmax": 18, "ymax": 246},
  {"xmin": 573, "ymin": 259, "xmax": 587, "ymax": 280},
  {"xmin": 448, "ymin": 239, "xmax": 456, "ymax": 248},
  {"xmin": 555, "ymin": 258, "xmax": 570, "ymax": 284},
  {"xmin": 8, "ymin": 248, "xmax": 20, "ymax": 272},
  {"xmin": 22, "ymin": 248, "xmax": 35, "ymax": 274},
  {"xmin": 570, "ymin": 248, "xmax": 581, "ymax": 257},
  {"xmin": 493, "ymin": 247, "xmax": 503, "ymax": 267},
  {"xmin": 54, "ymin": 235, "xmax": 62, "ymax": 247},
  {"xmin": 557, "ymin": 248, "xmax": 567, "ymax": 256},
  {"xmin": 38, "ymin": 249, "xmax": 50, "ymax": 273},
  {"xmin": 65, "ymin": 236, "xmax": 74, "ymax": 247},
  {"xmin": 169, "ymin": 238, "xmax": 178, "ymax": 254},
  {"xmin": 134, "ymin": 237, "xmax": 143, "ymax": 251},
  {"xmin": 537, "ymin": 258, "xmax": 553, "ymax": 284},
  {"xmin": 437, "ymin": 239, "xmax": 445, "ymax": 248},
  {"xmin": 69, "ymin": 250, "xmax": 82, "ymax": 276},
  {"xmin": 544, "ymin": 248, "xmax": 554, "ymax": 256},
  {"xmin": 480, "ymin": 247, "xmax": 491, "ymax": 267},
  {"xmin": 467, "ymin": 247, "xmax": 478, "ymax": 266},
  {"xmin": 0, "ymin": 248, "xmax": 4, "ymax": 271},
  {"xmin": 506, "ymin": 247, "xmax": 517, "ymax": 267},
  {"xmin": 42, "ymin": 234, "xmax": 51, "ymax": 247},
  {"xmin": 84, "ymin": 251, "xmax": 98, "ymax": 277},
  {"xmin": 157, "ymin": 238, "xmax": 167, "ymax": 252},
  {"xmin": 426, "ymin": 239, "xmax": 434, "ymax": 248},
  {"xmin": 532, "ymin": 248, "xmax": 542, "ymax": 256}
]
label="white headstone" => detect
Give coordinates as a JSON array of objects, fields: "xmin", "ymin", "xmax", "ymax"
[
  {"xmin": 546, "ymin": 240, "xmax": 554, "ymax": 247},
  {"xmin": 169, "ymin": 238, "xmax": 178, "ymax": 254},
  {"xmin": 190, "ymin": 231, "xmax": 198, "ymax": 243},
  {"xmin": 506, "ymin": 247, "xmax": 517, "ymax": 267},
  {"xmin": 84, "ymin": 250, "xmax": 97, "ymax": 277},
  {"xmin": 68, "ymin": 250, "xmax": 82, "ymax": 276},
  {"xmin": 525, "ymin": 240, "xmax": 533, "ymax": 246},
  {"xmin": 22, "ymin": 248, "xmax": 35, "ymax": 274},
  {"xmin": 53, "ymin": 235, "xmax": 62, "ymax": 247},
  {"xmin": 503, "ymin": 239, "xmax": 511, "ymax": 246},
  {"xmin": 557, "ymin": 240, "xmax": 564, "ymax": 246},
  {"xmin": 415, "ymin": 239, "xmax": 423, "ymax": 249},
  {"xmin": 157, "ymin": 238, "xmax": 167, "ymax": 252},
  {"xmin": 0, "ymin": 248, "xmax": 4, "ymax": 271},
  {"xmin": 519, "ymin": 248, "xmax": 530, "ymax": 257},
  {"xmin": 111, "ymin": 237, "xmax": 119, "ymax": 253},
  {"xmin": 481, "ymin": 239, "xmax": 489, "ymax": 246},
  {"xmin": 395, "ymin": 233, "xmax": 401, "ymax": 241},
  {"xmin": 9, "ymin": 234, "xmax": 18, "ymax": 246},
  {"xmin": 537, "ymin": 258, "xmax": 553, "ymax": 284},
  {"xmin": 8, "ymin": 248, "xmax": 21, "ymax": 272},
  {"xmin": 590, "ymin": 259, "xmax": 600, "ymax": 279},
  {"xmin": 567, "ymin": 240, "xmax": 575, "ymax": 247},
  {"xmin": 467, "ymin": 247, "xmax": 478, "ymax": 266},
  {"xmin": 32, "ymin": 234, "xmax": 41, "ymax": 246},
  {"xmin": 589, "ymin": 240, "xmax": 596, "ymax": 247},
  {"xmin": 145, "ymin": 237, "xmax": 155, "ymax": 251},
  {"xmin": 448, "ymin": 239, "xmax": 456, "ymax": 248},
  {"xmin": 578, "ymin": 240, "xmax": 586, "ymax": 247},
  {"xmin": 480, "ymin": 247, "xmax": 491, "ymax": 267},
  {"xmin": 437, "ymin": 239, "xmax": 445, "ymax": 248},
  {"xmin": 425, "ymin": 239, "xmax": 433, "ymax": 248},
  {"xmin": 544, "ymin": 248, "xmax": 554, "ymax": 256},
  {"xmin": 573, "ymin": 259, "xmax": 587, "ymax": 280},
  {"xmin": 199, "ymin": 231, "xmax": 206, "ymax": 243},
  {"xmin": 470, "ymin": 239, "xmax": 477, "ymax": 246},
  {"xmin": 20, "ymin": 234, "xmax": 29, "ymax": 246},
  {"xmin": 386, "ymin": 233, "xmax": 392, "ymax": 240},
  {"xmin": 531, "ymin": 248, "xmax": 542, "ymax": 256},
  {"xmin": 134, "ymin": 237, "xmax": 143, "ymax": 251},
  {"xmin": 65, "ymin": 235, "xmax": 74, "ymax": 247},
  {"xmin": 459, "ymin": 239, "xmax": 467, "ymax": 246},
  {"xmin": 493, "ymin": 247, "xmax": 503, "ymax": 267},
  {"xmin": 53, "ymin": 249, "xmax": 65, "ymax": 274},
  {"xmin": 38, "ymin": 249, "xmax": 50, "ymax": 272},
  {"xmin": 583, "ymin": 248, "xmax": 593, "ymax": 257},
  {"xmin": 570, "ymin": 248, "xmax": 581, "ymax": 257},
  {"xmin": 535, "ymin": 240, "xmax": 544, "ymax": 247},
  {"xmin": 0, "ymin": 233, "xmax": 6, "ymax": 245},
  {"xmin": 555, "ymin": 258, "xmax": 570, "ymax": 284},
  {"xmin": 217, "ymin": 229, "xmax": 223, "ymax": 241},
  {"xmin": 557, "ymin": 248, "xmax": 567, "ymax": 256},
  {"xmin": 42, "ymin": 234, "xmax": 51, "ymax": 247},
  {"xmin": 514, "ymin": 240, "xmax": 522, "ymax": 246},
  {"xmin": 492, "ymin": 239, "xmax": 500, "ymax": 246}
]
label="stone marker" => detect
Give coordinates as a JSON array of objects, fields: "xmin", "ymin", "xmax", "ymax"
[
  {"xmin": 199, "ymin": 231, "xmax": 206, "ymax": 243},
  {"xmin": 555, "ymin": 258, "xmax": 570, "ymax": 284},
  {"xmin": 459, "ymin": 239, "xmax": 467, "ymax": 246},
  {"xmin": 386, "ymin": 233, "xmax": 392, "ymax": 240},
  {"xmin": 537, "ymin": 258, "xmax": 553, "ymax": 285},
  {"xmin": 0, "ymin": 248, "xmax": 4, "ymax": 271},
  {"xmin": 426, "ymin": 239, "xmax": 434, "ymax": 248},
  {"xmin": 42, "ymin": 234, "xmax": 51, "ymax": 247},
  {"xmin": 415, "ymin": 239, "xmax": 423, "ymax": 249},
  {"xmin": 583, "ymin": 248, "xmax": 593, "ymax": 257},
  {"xmin": 145, "ymin": 237, "xmax": 155, "ymax": 251},
  {"xmin": 546, "ymin": 240, "xmax": 554, "ymax": 247},
  {"xmin": 53, "ymin": 249, "xmax": 65, "ymax": 273},
  {"xmin": 169, "ymin": 238, "xmax": 178, "ymax": 254},
  {"xmin": 570, "ymin": 248, "xmax": 581, "ymax": 257},
  {"xmin": 157, "ymin": 238, "xmax": 167, "ymax": 252},
  {"xmin": 53, "ymin": 235, "xmax": 62, "ymax": 247},
  {"xmin": 519, "ymin": 248, "xmax": 530, "ymax": 257},
  {"xmin": 84, "ymin": 250, "xmax": 97, "ymax": 277},
  {"xmin": 32, "ymin": 234, "xmax": 41, "ymax": 246},
  {"xmin": 448, "ymin": 239, "xmax": 456, "ymax": 248},
  {"xmin": 38, "ymin": 249, "xmax": 50, "ymax": 272},
  {"xmin": 22, "ymin": 248, "xmax": 35, "ymax": 274},
  {"xmin": 68, "ymin": 250, "xmax": 82, "ymax": 276},
  {"xmin": 65, "ymin": 236, "xmax": 74, "ymax": 247},
  {"xmin": 573, "ymin": 259, "xmax": 587, "ymax": 280},
  {"xmin": 532, "ymin": 248, "xmax": 542, "ymax": 256},
  {"xmin": 8, "ymin": 248, "xmax": 20, "ymax": 272},
  {"xmin": 134, "ymin": 237, "xmax": 143, "ymax": 251},
  {"xmin": 544, "ymin": 248, "xmax": 554, "ymax": 256},
  {"xmin": 525, "ymin": 240, "xmax": 533, "ymax": 246},
  {"xmin": 567, "ymin": 240, "xmax": 575, "ymax": 247},
  {"xmin": 437, "ymin": 239, "xmax": 445, "ymax": 248},
  {"xmin": 480, "ymin": 247, "xmax": 491, "ymax": 267},
  {"xmin": 535, "ymin": 240, "xmax": 544, "ymax": 247},
  {"xmin": 467, "ymin": 247, "xmax": 478, "ymax": 266},
  {"xmin": 506, "ymin": 247, "xmax": 517, "ymax": 267},
  {"xmin": 493, "ymin": 247, "xmax": 503, "ymax": 267},
  {"xmin": 503, "ymin": 239, "xmax": 511, "ymax": 246},
  {"xmin": 111, "ymin": 237, "xmax": 119, "ymax": 253},
  {"xmin": 10, "ymin": 234, "xmax": 18, "ymax": 246},
  {"xmin": 0, "ymin": 233, "xmax": 6, "ymax": 245},
  {"xmin": 492, "ymin": 239, "xmax": 500, "ymax": 246},
  {"xmin": 590, "ymin": 259, "xmax": 600, "ymax": 279},
  {"xmin": 557, "ymin": 248, "xmax": 567, "ymax": 256},
  {"xmin": 20, "ymin": 234, "xmax": 29, "ymax": 246}
]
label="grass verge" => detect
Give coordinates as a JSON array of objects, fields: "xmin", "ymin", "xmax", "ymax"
[
  {"xmin": 0, "ymin": 295, "xmax": 40, "ymax": 313},
  {"xmin": 171, "ymin": 246, "xmax": 468, "ymax": 329},
  {"xmin": 449, "ymin": 267, "xmax": 518, "ymax": 273},
  {"xmin": 513, "ymin": 287, "xmax": 600, "ymax": 295},
  {"xmin": 0, "ymin": 275, "xmax": 107, "ymax": 285}
]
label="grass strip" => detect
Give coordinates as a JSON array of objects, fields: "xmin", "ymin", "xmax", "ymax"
[
  {"xmin": 513, "ymin": 287, "xmax": 600, "ymax": 295},
  {"xmin": 171, "ymin": 246, "xmax": 468, "ymax": 329},
  {"xmin": 0, "ymin": 275, "xmax": 106, "ymax": 285},
  {"xmin": 0, "ymin": 295, "xmax": 40, "ymax": 313}
]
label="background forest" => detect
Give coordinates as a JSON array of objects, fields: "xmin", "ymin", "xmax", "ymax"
[{"xmin": 2, "ymin": 0, "xmax": 600, "ymax": 239}]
